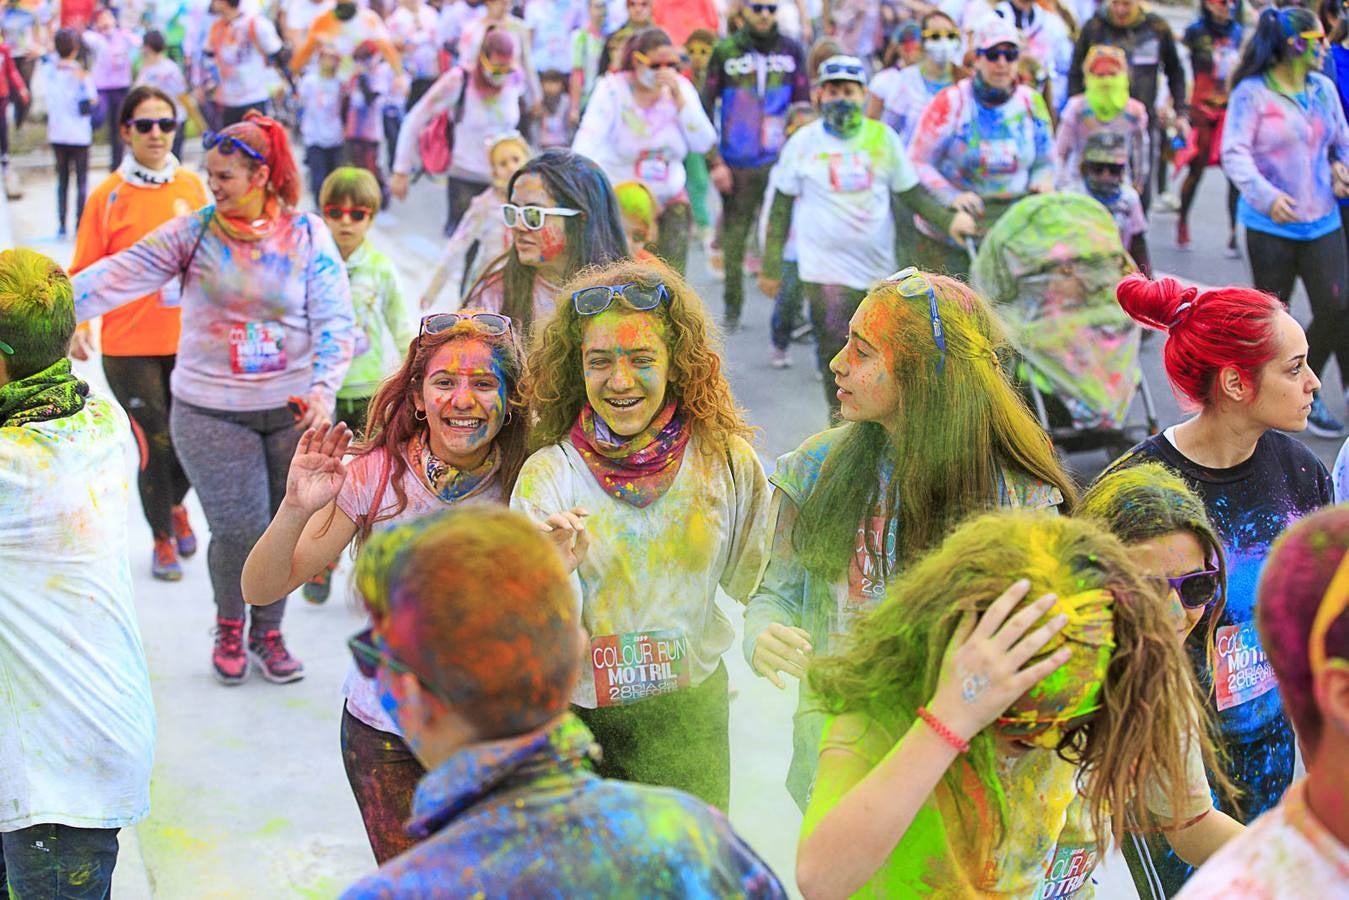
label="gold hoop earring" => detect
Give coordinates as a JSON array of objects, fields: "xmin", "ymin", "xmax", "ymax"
[{"xmin": 414, "ymin": 409, "xmax": 427, "ymax": 421}]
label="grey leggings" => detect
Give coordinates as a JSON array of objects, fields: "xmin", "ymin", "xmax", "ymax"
[{"xmin": 170, "ymin": 400, "xmax": 300, "ymax": 629}]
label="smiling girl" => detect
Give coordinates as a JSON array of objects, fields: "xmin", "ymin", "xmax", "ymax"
[
  {"xmin": 510, "ymin": 257, "xmax": 770, "ymax": 810},
  {"xmin": 241, "ymin": 312, "xmax": 528, "ymax": 863},
  {"xmin": 1106, "ymin": 272, "xmax": 1333, "ymax": 892}
]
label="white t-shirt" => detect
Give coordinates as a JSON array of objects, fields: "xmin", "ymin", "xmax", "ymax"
[
  {"xmin": 0, "ymin": 398, "xmax": 155, "ymax": 831},
  {"xmin": 772, "ymin": 117, "xmax": 918, "ymax": 290},
  {"xmin": 208, "ymin": 13, "xmax": 284, "ymax": 107},
  {"xmin": 1177, "ymin": 780, "xmax": 1349, "ymax": 899},
  {"xmin": 284, "ymin": 0, "xmax": 332, "ymax": 39},
  {"xmin": 524, "ymin": 0, "xmax": 585, "ymax": 75},
  {"xmin": 135, "ymin": 57, "xmax": 190, "ymax": 121},
  {"xmin": 297, "ymin": 70, "xmax": 344, "ymax": 147},
  {"xmin": 335, "ymin": 446, "xmax": 504, "ymax": 733},
  {"xmin": 511, "ymin": 432, "xmax": 771, "ymax": 709},
  {"xmin": 869, "ymin": 64, "xmax": 950, "ymax": 148},
  {"xmin": 44, "ymin": 60, "xmax": 99, "ymax": 146},
  {"xmin": 387, "ymin": 3, "xmax": 440, "ymax": 81},
  {"xmin": 571, "ymin": 72, "xmax": 718, "ymax": 207}
]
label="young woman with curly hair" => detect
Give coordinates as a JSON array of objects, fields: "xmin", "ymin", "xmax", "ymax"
[
  {"xmin": 241, "ymin": 312, "xmax": 529, "ymax": 863},
  {"xmin": 743, "ymin": 269, "xmax": 1075, "ymax": 809},
  {"xmin": 796, "ymin": 511, "xmax": 1222, "ymax": 899},
  {"xmin": 510, "ymin": 256, "xmax": 770, "ymax": 810},
  {"xmin": 1080, "ymin": 463, "xmax": 1245, "ymax": 899}
]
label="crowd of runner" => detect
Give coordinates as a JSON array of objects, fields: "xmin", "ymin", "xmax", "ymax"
[{"xmin": 3, "ymin": 0, "xmax": 1349, "ymax": 898}]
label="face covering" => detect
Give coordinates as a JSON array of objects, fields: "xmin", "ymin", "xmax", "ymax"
[
  {"xmin": 1084, "ymin": 72, "xmax": 1129, "ymax": 120},
  {"xmin": 972, "ymin": 72, "xmax": 1012, "ymax": 107},
  {"xmin": 821, "ymin": 98, "xmax": 863, "ymax": 138},
  {"xmin": 635, "ymin": 66, "xmax": 658, "ymax": 89},
  {"xmin": 923, "ymin": 37, "xmax": 960, "ymax": 68},
  {"xmin": 334, "ymin": 1, "xmax": 356, "ymax": 20}
]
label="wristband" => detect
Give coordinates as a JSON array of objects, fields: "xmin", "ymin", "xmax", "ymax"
[{"xmin": 917, "ymin": 706, "xmax": 970, "ymax": 754}]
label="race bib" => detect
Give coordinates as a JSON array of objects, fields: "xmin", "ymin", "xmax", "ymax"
[
  {"xmin": 1214, "ymin": 623, "xmax": 1277, "ymax": 711},
  {"xmin": 635, "ymin": 150, "xmax": 670, "ymax": 183},
  {"xmin": 229, "ymin": 320, "xmax": 287, "ymax": 375},
  {"xmin": 979, "ymin": 138, "xmax": 1018, "ymax": 176},
  {"xmin": 1214, "ymin": 39, "xmax": 1239, "ymax": 81},
  {"xmin": 761, "ymin": 114, "xmax": 786, "ymax": 153},
  {"xmin": 1038, "ymin": 842, "xmax": 1099, "ymax": 898},
  {"xmin": 1133, "ymin": 36, "xmax": 1160, "ymax": 66},
  {"xmin": 591, "ymin": 630, "xmax": 690, "ymax": 707},
  {"xmin": 843, "ymin": 512, "xmax": 892, "ymax": 630},
  {"xmin": 828, "ymin": 151, "xmax": 874, "ymax": 193}
]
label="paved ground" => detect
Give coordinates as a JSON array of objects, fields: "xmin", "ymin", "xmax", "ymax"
[{"xmin": 3, "ymin": 106, "xmax": 1339, "ymax": 897}]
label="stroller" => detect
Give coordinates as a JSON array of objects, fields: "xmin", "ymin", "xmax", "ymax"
[{"xmin": 970, "ymin": 192, "xmax": 1159, "ymax": 459}]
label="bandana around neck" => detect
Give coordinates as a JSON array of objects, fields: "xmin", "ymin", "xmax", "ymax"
[
  {"xmin": 215, "ymin": 194, "xmax": 281, "ymax": 242},
  {"xmin": 568, "ymin": 399, "xmax": 690, "ymax": 508},
  {"xmin": 408, "ymin": 430, "xmax": 500, "ymax": 503},
  {"xmin": 118, "ymin": 152, "xmax": 180, "ymax": 188},
  {"xmin": 0, "ymin": 358, "xmax": 90, "ymax": 428}
]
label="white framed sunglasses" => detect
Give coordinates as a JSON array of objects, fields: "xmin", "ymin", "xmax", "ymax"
[{"xmin": 501, "ymin": 203, "xmax": 582, "ymax": 230}]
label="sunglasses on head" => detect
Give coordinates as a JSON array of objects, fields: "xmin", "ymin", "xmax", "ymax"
[
  {"xmin": 979, "ymin": 45, "xmax": 1020, "ymax": 63},
  {"xmin": 747, "ymin": 2, "xmax": 778, "ymax": 13},
  {"xmin": 1149, "ymin": 568, "xmax": 1221, "ymax": 610},
  {"xmin": 419, "ymin": 311, "xmax": 513, "ymax": 339},
  {"xmin": 923, "ymin": 30, "xmax": 961, "ymax": 41},
  {"xmin": 1086, "ymin": 161, "xmax": 1126, "ymax": 176},
  {"xmin": 820, "ymin": 60, "xmax": 867, "ymax": 81},
  {"xmin": 129, "ymin": 117, "xmax": 177, "ymax": 134},
  {"xmin": 572, "ymin": 282, "xmax": 669, "ymax": 316},
  {"xmin": 202, "ymin": 130, "xmax": 266, "ymax": 163},
  {"xmin": 633, "ymin": 50, "xmax": 679, "ymax": 70},
  {"xmin": 885, "ymin": 267, "xmax": 947, "ymax": 374},
  {"xmin": 501, "ymin": 203, "xmax": 581, "ymax": 230},
  {"xmin": 323, "ymin": 204, "xmax": 373, "ymax": 222},
  {"xmin": 347, "ymin": 627, "xmax": 453, "ymax": 704}
]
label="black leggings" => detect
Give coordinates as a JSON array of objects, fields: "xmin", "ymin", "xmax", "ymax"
[
  {"xmin": 51, "ymin": 143, "xmax": 89, "ymax": 232},
  {"xmin": 1246, "ymin": 226, "xmax": 1349, "ymax": 391},
  {"xmin": 1179, "ymin": 114, "xmax": 1237, "ymax": 233},
  {"xmin": 102, "ymin": 354, "xmax": 192, "ymax": 542},
  {"xmin": 98, "ymin": 86, "xmax": 128, "ymax": 169},
  {"xmin": 718, "ymin": 164, "xmax": 772, "ymax": 323},
  {"xmin": 444, "ymin": 174, "xmax": 489, "ymax": 236},
  {"xmin": 12, "ymin": 56, "xmax": 34, "ymax": 128}
]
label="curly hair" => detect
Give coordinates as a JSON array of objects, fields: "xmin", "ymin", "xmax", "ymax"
[
  {"xmin": 341, "ymin": 314, "xmax": 529, "ymax": 546},
  {"xmin": 794, "ymin": 273, "xmax": 1078, "ymax": 582},
  {"xmin": 524, "ymin": 257, "xmax": 752, "ymax": 451},
  {"xmin": 808, "ymin": 511, "xmax": 1219, "ymax": 851}
]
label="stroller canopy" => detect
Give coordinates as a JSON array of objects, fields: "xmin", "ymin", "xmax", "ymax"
[{"xmin": 972, "ymin": 192, "xmax": 1141, "ymax": 430}]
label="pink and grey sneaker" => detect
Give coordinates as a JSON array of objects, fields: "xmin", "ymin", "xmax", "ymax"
[
  {"xmin": 171, "ymin": 505, "xmax": 198, "ymax": 558},
  {"xmin": 248, "ymin": 629, "xmax": 305, "ymax": 684},
  {"xmin": 212, "ymin": 617, "xmax": 248, "ymax": 685}
]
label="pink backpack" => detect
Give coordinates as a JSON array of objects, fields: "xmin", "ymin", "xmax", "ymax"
[{"xmin": 418, "ymin": 70, "xmax": 468, "ymax": 176}]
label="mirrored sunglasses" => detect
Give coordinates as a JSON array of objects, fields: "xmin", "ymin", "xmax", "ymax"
[
  {"xmin": 202, "ymin": 130, "xmax": 266, "ymax": 163},
  {"xmin": 130, "ymin": 117, "xmax": 177, "ymax": 134},
  {"xmin": 571, "ymin": 282, "xmax": 669, "ymax": 316},
  {"xmin": 885, "ymin": 267, "xmax": 947, "ymax": 374},
  {"xmin": 820, "ymin": 61, "xmax": 867, "ymax": 80},
  {"xmin": 419, "ymin": 312, "xmax": 513, "ymax": 338},
  {"xmin": 323, "ymin": 205, "xmax": 373, "ymax": 222},
  {"xmin": 501, "ymin": 203, "xmax": 582, "ymax": 230}
]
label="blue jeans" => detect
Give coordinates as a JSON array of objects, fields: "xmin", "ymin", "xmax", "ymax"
[
  {"xmin": 0, "ymin": 823, "xmax": 120, "ymax": 899},
  {"xmin": 769, "ymin": 260, "xmax": 803, "ymax": 351}
]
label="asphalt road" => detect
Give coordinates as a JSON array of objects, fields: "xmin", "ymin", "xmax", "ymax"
[{"xmin": 4, "ymin": 108, "xmax": 1340, "ymax": 897}]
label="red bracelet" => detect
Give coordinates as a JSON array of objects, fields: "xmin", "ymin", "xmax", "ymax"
[{"xmin": 917, "ymin": 706, "xmax": 970, "ymax": 754}]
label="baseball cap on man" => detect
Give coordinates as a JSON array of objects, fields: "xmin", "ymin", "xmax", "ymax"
[
  {"xmin": 975, "ymin": 17, "xmax": 1023, "ymax": 51},
  {"xmin": 815, "ymin": 54, "xmax": 868, "ymax": 87}
]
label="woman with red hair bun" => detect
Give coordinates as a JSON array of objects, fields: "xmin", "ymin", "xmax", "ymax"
[
  {"xmin": 1100, "ymin": 272, "xmax": 1332, "ymax": 894},
  {"xmin": 70, "ymin": 110, "xmax": 356, "ymax": 690}
]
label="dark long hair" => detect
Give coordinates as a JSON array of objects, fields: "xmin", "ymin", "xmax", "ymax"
[
  {"xmin": 1230, "ymin": 6, "xmax": 1320, "ymax": 86},
  {"xmin": 466, "ymin": 149, "xmax": 627, "ymax": 333}
]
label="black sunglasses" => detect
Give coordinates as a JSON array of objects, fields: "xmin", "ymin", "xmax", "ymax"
[
  {"xmin": 1086, "ymin": 162, "xmax": 1126, "ymax": 176},
  {"xmin": 571, "ymin": 282, "xmax": 669, "ymax": 316},
  {"xmin": 979, "ymin": 45, "xmax": 1020, "ymax": 62},
  {"xmin": 747, "ymin": 2, "xmax": 778, "ymax": 12},
  {"xmin": 347, "ymin": 627, "xmax": 453, "ymax": 704},
  {"xmin": 1150, "ymin": 569, "xmax": 1222, "ymax": 610},
  {"xmin": 923, "ymin": 30, "xmax": 961, "ymax": 41},
  {"xmin": 129, "ymin": 117, "xmax": 177, "ymax": 134},
  {"xmin": 202, "ymin": 130, "xmax": 266, "ymax": 163}
]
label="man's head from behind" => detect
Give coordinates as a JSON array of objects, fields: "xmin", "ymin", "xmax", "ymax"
[
  {"xmin": 0, "ymin": 249, "xmax": 76, "ymax": 388},
  {"xmin": 354, "ymin": 507, "xmax": 581, "ymax": 763}
]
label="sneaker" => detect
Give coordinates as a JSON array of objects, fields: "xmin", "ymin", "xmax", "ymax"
[
  {"xmin": 1176, "ymin": 220, "xmax": 1191, "ymax": 250},
  {"xmin": 720, "ymin": 315, "xmax": 741, "ymax": 335},
  {"xmin": 1307, "ymin": 395, "xmax": 1347, "ymax": 438},
  {"xmin": 302, "ymin": 560, "xmax": 337, "ymax": 604},
  {"xmin": 706, "ymin": 247, "xmax": 725, "ymax": 281},
  {"xmin": 1225, "ymin": 233, "xmax": 1241, "ymax": 259},
  {"xmin": 771, "ymin": 348, "xmax": 791, "ymax": 369},
  {"xmin": 152, "ymin": 537, "xmax": 183, "ymax": 581},
  {"xmin": 171, "ymin": 505, "xmax": 198, "ymax": 558},
  {"xmin": 212, "ymin": 618, "xmax": 248, "ymax": 685},
  {"xmin": 248, "ymin": 629, "xmax": 306, "ymax": 684},
  {"xmin": 791, "ymin": 323, "xmax": 814, "ymax": 344},
  {"xmin": 1154, "ymin": 191, "xmax": 1180, "ymax": 213}
]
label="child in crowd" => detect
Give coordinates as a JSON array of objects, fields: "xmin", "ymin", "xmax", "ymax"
[
  {"xmin": 420, "ymin": 132, "xmax": 530, "ymax": 310},
  {"xmin": 133, "ymin": 29, "xmax": 198, "ymax": 160},
  {"xmin": 344, "ymin": 40, "xmax": 393, "ymax": 208},
  {"xmin": 613, "ymin": 178, "xmax": 660, "ymax": 263},
  {"xmin": 567, "ymin": 0, "xmax": 606, "ymax": 127},
  {"xmin": 531, "ymin": 69, "xmax": 572, "ymax": 149},
  {"xmin": 1070, "ymin": 131, "xmax": 1150, "ymax": 276},
  {"xmin": 47, "ymin": 27, "xmax": 98, "ymax": 238},
  {"xmin": 684, "ymin": 27, "xmax": 716, "ymax": 241},
  {"xmin": 1053, "ymin": 44, "xmax": 1151, "ymax": 196},
  {"xmin": 760, "ymin": 101, "xmax": 817, "ymax": 370},
  {"xmin": 298, "ymin": 41, "xmax": 345, "ymax": 206},
  {"xmin": 305, "ymin": 166, "xmax": 413, "ymax": 604}
]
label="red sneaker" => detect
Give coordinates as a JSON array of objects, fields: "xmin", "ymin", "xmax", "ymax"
[
  {"xmin": 248, "ymin": 629, "xmax": 306, "ymax": 684},
  {"xmin": 1176, "ymin": 220, "xmax": 1191, "ymax": 250},
  {"xmin": 172, "ymin": 505, "xmax": 198, "ymax": 558},
  {"xmin": 212, "ymin": 618, "xmax": 248, "ymax": 685}
]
